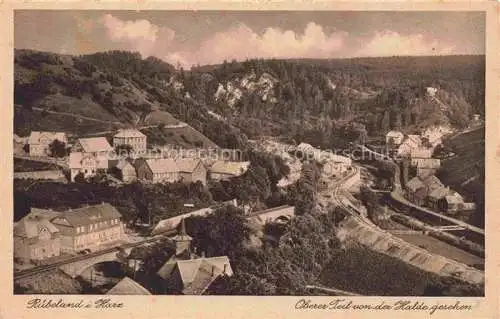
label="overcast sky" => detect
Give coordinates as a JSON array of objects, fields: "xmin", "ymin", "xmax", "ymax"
[{"xmin": 15, "ymin": 11, "xmax": 485, "ymax": 68}]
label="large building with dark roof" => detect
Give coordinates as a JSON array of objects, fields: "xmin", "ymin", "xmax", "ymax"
[{"xmin": 50, "ymin": 203, "xmax": 124, "ymax": 253}]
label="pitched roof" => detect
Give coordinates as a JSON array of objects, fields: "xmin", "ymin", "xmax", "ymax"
[
  {"xmin": 157, "ymin": 256, "xmax": 233, "ymax": 293},
  {"xmin": 428, "ymin": 186, "xmax": 450, "ymax": 200},
  {"xmin": 386, "ymin": 131, "xmax": 403, "ymax": 138},
  {"xmin": 114, "ymin": 129, "xmax": 146, "ymax": 138},
  {"xmin": 14, "ymin": 210, "xmax": 60, "ymax": 239},
  {"xmin": 76, "ymin": 137, "xmax": 113, "ymax": 153},
  {"xmin": 407, "ymin": 134, "xmax": 422, "ymax": 144},
  {"xmin": 209, "ymin": 161, "xmax": 250, "ymax": 176},
  {"xmin": 69, "ymin": 152, "xmax": 108, "ymax": 169},
  {"xmin": 106, "ymin": 277, "xmax": 151, "ymax": 295},
  {"xmin": 175, "ymin": 159, "xmax": 203, "ymax": 173},
  {"xmin": 445, "ymin": 193, "xmax": 464, "ymax": 205},
  {"xmin": 143, "ymin": 158, "xmax": 179, "ymax": 174},
  {"xmin": 182, "ymin": 260, "xmax": 220, "ymax": 295},
  {"xmin": 406, "ymin": 177, "xmax": 425, "ymax": 192},
  {"xmin": 28, "ymin": 131, "xmax": 67, "ymax": 145},
  {"xmin": 422, "ymin": 175, "xmax": 444, "ymax": 190},
  {"xmin": 51, "ymin": 203, "xmax": 122, "ymax": 227},
  {"xmin": 116, "ymin": 159, "xmax": 135, "ymax": 171},
  {"xmin": 297, "ymin": 142, "xmax": 314, "ymax": 152}
]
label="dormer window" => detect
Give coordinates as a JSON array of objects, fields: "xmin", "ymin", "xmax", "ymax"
[{"xmin": 38, "ymin": 226, "xmax": 50, "ymax": 241}]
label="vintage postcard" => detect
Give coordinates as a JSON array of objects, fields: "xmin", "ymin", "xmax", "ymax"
[{"xmin": 0, "ymin": 1, "xmax": 498, "ymax": 319}]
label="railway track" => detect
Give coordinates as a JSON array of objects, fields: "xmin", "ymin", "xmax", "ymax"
[
  {"xmin": 327, "ymin": 164, "xmax": 484, "ymax": 284},
  {"xmin": 14, "ymin": 232, "xmax": 175, "ymax": 280}
]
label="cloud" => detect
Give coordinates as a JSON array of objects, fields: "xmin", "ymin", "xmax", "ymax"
[
  {"xmin": 357, "ymin": 30, "xmax": 456, "ymax": 57},
  {"xmin": 98, "ymin": 15, "xmax": 458, "ymax": 69},
  {"xmin": 177, "ymin": 22, "xmax": 347, "ymax": 67},
  {"xmin": 101, "ymin": 14, "xmax": 175, "ymax": 57}
]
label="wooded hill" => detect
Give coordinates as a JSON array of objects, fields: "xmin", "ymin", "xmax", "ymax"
[{"xmin": 14, "ymin": 50, "xmax": 484, "ymax": 151}]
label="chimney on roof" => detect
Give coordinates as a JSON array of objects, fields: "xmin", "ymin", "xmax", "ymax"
[
  {"xmin": 223, "ymin": 263, "xmax": 228, "ymax": 275},
  {"xmin": 180, "ymin": 218, "xmax": 187, "ymax": 236}
]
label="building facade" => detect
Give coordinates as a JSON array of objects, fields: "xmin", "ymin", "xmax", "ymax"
[
  {"xmin": 416, "ymin": 159, "xmax": 441, "ymax": 178},
  {"xmin": 176, "ymin": 159, "xmax": 207, "ymax": 185},
  {"xmin": 28, "ymin": 131, "xmax": 68, "ymax": 157},
  {"xmin": 111, "ymin": 160, "xmax": 137, "ymax": 183},
  {"xmin": 386, "ymin": 131, "xmax": 404, "ymax": 146},
  {"xmin": 14, "ymin": 209, "xmax": 62, "ymax": 261},
  {"xmin": 113, "ymin": 129, "xmax": 147, "ymax": 153},
  {"xmin": 50, "ymin": 203, "xmax": 124, "ymax": 253},
  {"xmin": 136, "ymin": 158, "xmax": 180, "ymax": 183},
  {"xmin": 69, "ymin": 152, "xmax": 107, "ymax": 182}
]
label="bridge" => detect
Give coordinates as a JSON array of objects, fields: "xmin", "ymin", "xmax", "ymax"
[
  {"xmin": 58, "ymin": 246, "xmax": 134, "ymax": 278},
  {"xmin": 14, "ymin": 235, "xmax": 171, "ymax": 281},
  {"xmin": 247, "ymin": 205, "xmax": 295, "ymax": 225}
]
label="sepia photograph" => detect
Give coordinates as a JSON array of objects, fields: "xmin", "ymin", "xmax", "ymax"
[{"xmin": 11, "ymin": 9, "xmax": 486, "ymax": 298}]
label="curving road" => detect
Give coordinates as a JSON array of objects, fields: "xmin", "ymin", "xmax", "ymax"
[{"xmin": 323, "ymin": 163, "xmax": 484, "ymax": 285}]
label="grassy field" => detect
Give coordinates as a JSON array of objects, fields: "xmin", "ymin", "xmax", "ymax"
[
  {"xmin": 14, "ymin": 107, "xmax": 122, "ymax": 137},
  {"xmin": 143, "ymin": 125, "xmax": 219, "ymax": 149},
  {"xmin": 14, "ymin": 158, "xmax": 61, "ymax": 172}
]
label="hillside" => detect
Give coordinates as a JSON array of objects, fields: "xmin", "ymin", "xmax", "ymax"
[
  {"xmin": 14, "ymin": 50, "xmax": 222, "ymax": 148},
  {"xmin": 14, "ymin": 50, "xmax": 484, "ymax": 152},
  {"xmin": 437, "ymin": 127, "xmax": 485, "ymax": 227},
  {"xmin": 183, "ymin": 56, "xmax": 484, "ymax": 149}
]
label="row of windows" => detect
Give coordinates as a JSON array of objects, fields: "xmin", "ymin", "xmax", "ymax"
[
  {"xmin": 75, "ymin": 219, "xmax": 120, "ymax": 233},
  {"xmin": 75, "ymin": 230, "xmax": 121, "ymax": 248}
]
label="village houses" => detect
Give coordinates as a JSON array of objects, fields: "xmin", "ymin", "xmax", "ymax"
[
  {"xmin": 110, "ymin": 159, "xmax": 137, "ymax": 183},
  {"xmin": 415, "ymin": 158, "xmax": 441, "ymax": 178},
  {"xmin": 106, "ymin": 277, "xmax": 151, "ymax": 295},
  {"xmin": 69, "ymin": 152, "xmax": 108, "ymax": 182},
  {"xmin": 176, "ymin": 159, "xmax": 207, "ymax": 185},
  {"xmin": 410, "ymin": 147, "xmax": 433, "ymax": 163},
  {"xmin": 28, "ymin": 131, "xmax": 68, "ymax": 157},
  {"xmin": 405, "ymin": 177, "xmax": 427, "ymax": 206},
  {"xmin": 136, "ymin": 158, "xmax": 180, "ymax": 183},
  {"xmin": 73, "ymin": 137, "xmax": 113, "ymax": 158},
  {"xmin": 405, "ymin": 174, "xmax": 474, "ymax": 214},
  {"xmin": 14, "ymin": 208, "xmax": 62, "ymax": 262},
  {"xmin": 113, "ymin": 129, "xmax": 147, "ymax": 153},
  {"xmin": 50, "ymin": 203, "xmax": 124, "ymax": 253},
  {"xmin": 397, "ymin": 135, "xmax": 422, "ymax": 157},
  {"xmin": 421, "ymin": 125, "xmax": 454, "ymax": 147},
  {"xmin": 156, "ymin": 220, "xmax": 233, "ymax": 295}
]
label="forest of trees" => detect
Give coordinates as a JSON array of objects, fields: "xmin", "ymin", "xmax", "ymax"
[{"xmin": 14, "ymin": 50, "xmax": 485, "ymax": 152}]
